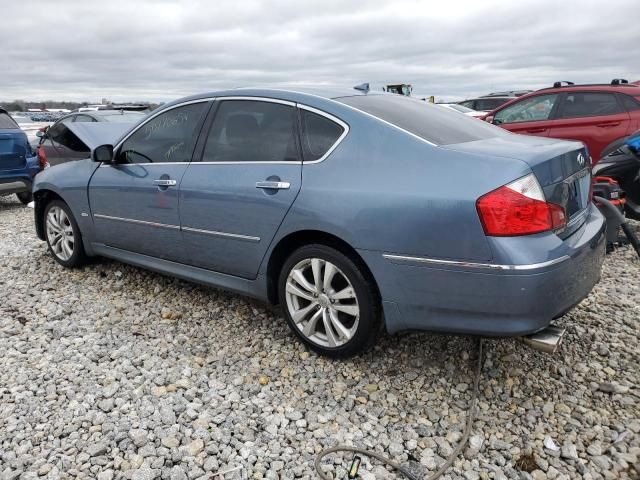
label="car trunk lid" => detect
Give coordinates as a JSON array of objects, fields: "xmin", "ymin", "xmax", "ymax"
[{"xmin": 443, "ymin": 135, "xmax": 591, "ymax": 239}]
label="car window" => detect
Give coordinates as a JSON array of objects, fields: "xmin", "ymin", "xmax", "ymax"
[
  {"xmin": 619, "ymin": 94, "xmax": 640, "ymax": 112},
  {"xmin": 337, "ymin": 94, "xmax": 507, "ymax": 145},
  {"xmin": 494, "ymin": 94, "xmax": 559, "ymax": 124},
  {"xmin": 100, "ymin": 112, "xmax": 145, "ymax": 123},
  {"xmin": 300, "ymin": 109, "xmax": 345, "ymax": 161},
  {"xmin": 117, "ymin": 102, "xmax": 208, "ymax": 164},
  {"xmin": 202, "ymin": 100, "xmax": 298, "ymax": 162},
  {"xmin": 74, "ymin": 115, "xmax": 96, "ymax": 123},
  {"xmin": 560, "ymin": 92, "xmax": 622, "ymax": 118},
  {"xmin": 0, "ymin": 113, "xmax": 19, "ymax": 129},
  {"xmin": 48, "ymin": 123, "xmax": 89, "ymax": 153},
  {"xmin": 459, "ymin": 101, "xmax": 475, "ymax": 109},
  {"xmin": 475, "ymin": 98, "xmax": 511, "ymax": 111}
]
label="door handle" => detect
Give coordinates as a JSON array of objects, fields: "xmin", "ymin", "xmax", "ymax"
[
  {"xmin": 596, "ymin": 122, "xmax": 620, "ymax": 128},
  {"xmin": 256, "ymin": 181, "xmax": 290, "ymax": 190},
  {"xmin": 526, "ymin": 128, "xmax": 547, "ymax": 133},
  {"xmin": 153, "ymin": 179, "xmax": 177, "ymax": 186}
]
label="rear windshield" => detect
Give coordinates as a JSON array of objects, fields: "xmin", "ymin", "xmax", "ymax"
[
  {"xmin": 336, "ymin": 95, "xmax": 507, "ymax": 145},
  {"xmin": 0, "ymin": 113, "xmax": 19, "ymax": 129},
  {"xmin": 100, "ymin": 112, "xmax": 145, "ymax": 123}
]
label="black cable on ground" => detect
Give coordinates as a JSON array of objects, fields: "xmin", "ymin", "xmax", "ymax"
[
  {"xmin": 314, "ymin": 339, "xmax": 484, "ymax": 480},
  {"xmin": 594, "ymin": 195, "xmax": 640, "ymax": 258}
]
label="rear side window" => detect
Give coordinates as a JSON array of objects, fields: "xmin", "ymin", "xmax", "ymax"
[
  {"xmin": 620, "ymin": 94, "xmax": 640, "ymax": 111},
  {"xmin": 203, "ymin": 100, "xmax": 298, "ymax": 162},
  {"xmin": 300, "ymin": 109, "xmax": 345, "ymax": 161},
  {"xmin": 560, "ymin": 92, "xmax": 622, "ymax": 118},
  {"xmin": 337, "ymin": 94, "xmax": 507, "ymax": 145},
  {"xmin": 118, "ymin": 102, "xmax": 208, "ymax": 163},
  {"xmin": 0, "ymin": 113, "xmax": 18, "ymax": 129},
  {"xmin": 49, "ymin": 123, "xmax": 89, "ymax": 153}
]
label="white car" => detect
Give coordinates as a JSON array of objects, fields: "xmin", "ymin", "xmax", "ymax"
[
  {"xmin": 11, "ymin": 114, "xmax": 52, "ymax": 146},
  {"xmin": 437, "ymin": 103, "xmax": 484, "ymax": 118}
]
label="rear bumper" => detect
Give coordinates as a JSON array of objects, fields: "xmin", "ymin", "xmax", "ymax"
[
  {"xmin": 360, "ymin": 204, "xmax": 606, "ymax": 336},
  {"xmin": 0, "ymin": 178, "xmax": 32, "ymax": 196}
]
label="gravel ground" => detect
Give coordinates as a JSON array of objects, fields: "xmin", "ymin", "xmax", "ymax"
[{"xmin": 0, "ymin": 195, "xmax": 639, "ymax": 480}]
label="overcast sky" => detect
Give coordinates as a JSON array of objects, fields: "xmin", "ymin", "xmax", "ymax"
[{"xmin": 2, "ymin": 0, "xmax": 639, "ymax": 103}]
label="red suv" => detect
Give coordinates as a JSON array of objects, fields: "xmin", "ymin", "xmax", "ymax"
[{"xmin": 484, "ymin": 80, "xmax": 640, "ymax": 164}]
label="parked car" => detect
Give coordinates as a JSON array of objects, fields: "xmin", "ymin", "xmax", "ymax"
[
  {"xmin": 484, "ymin": 80, "xmax": 640, "ymax": 163},
  {"xmin": 37, "ymin": 110, "xmax": 145, "ymax": 167},
  {"xmin": 32, "ymin": 88, "xmax": 605, "ymax": 357},
  {"xmin": 457, "ymin": 96, "xmax": 515, "ymax": 112},
  {"xmin": 11, "ymin": 114, "xmax": 52, "ymax": 147},
  {"xmin": 0, "ymin": 108, "xmax": 41, "ymax": 204},
  {"xmin": 437, "ymin": 103, "xmax": 484, "ymax": 118}
]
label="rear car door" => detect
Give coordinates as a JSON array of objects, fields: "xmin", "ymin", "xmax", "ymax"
[
  {"xmin": 548, "ymin": 91, "xmax": 631, "ymax": 161},
  {"xmin": 179, "ymin": 98, "xmax": 302, "ymax": 278},
  {"xmin": 88, "ymin": 101, "xmax": 210, "ymax": 262},
  {"xmin": 492, "ymin": 93, "xmax": 561, "ymax": 136}
]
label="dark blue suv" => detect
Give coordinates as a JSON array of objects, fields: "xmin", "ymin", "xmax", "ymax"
[{"xmin": 0, "ymin": 108, "xmax": 40, "ymax": 204}]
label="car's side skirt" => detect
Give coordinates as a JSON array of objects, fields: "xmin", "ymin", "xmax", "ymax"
[{"xmin": 91, "ymin": 243, "xmax": 269, "ymax": 301}]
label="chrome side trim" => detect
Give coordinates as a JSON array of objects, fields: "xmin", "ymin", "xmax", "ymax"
[
  {"xmin": 382, "ymin": 253, "xmax": 571, "ymax": 271},
  {"xmin": 99, "ymin": 162, "xmax": 189, "ymax": 167},
  {"xmin": 113, "ymin": 97, "xmax": 216, "ymax": 151},
  {"xmin": 216, "ymin": 96, "xmax": 296, "ymax": 107},
  {"xmin": 182, "ymin": 226, "xmax": 260, "ymax": 242},
  {"xmin": 93, "ymin": 213, "xmax": 180, "ymax": 230},
  {"xmin": 194, "ymin": 161, "xmax": 303, "ymax": 165},
  {"xmin": 297, "ymin": 104, "xmax": 350, "ymax": 164}
]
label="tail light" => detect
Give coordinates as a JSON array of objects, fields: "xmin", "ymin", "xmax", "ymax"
[
  {"xmin": 476, "ymin": 173, "xmax": 566, "ymax": 236},
  {"xmin": 37, "ymin": 145, "xmax": 49, "ymax": 169}
]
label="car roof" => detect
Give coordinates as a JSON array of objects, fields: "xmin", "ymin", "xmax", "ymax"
[
  {"xmin": 160, "ymin": 86, "xmax": 382, "ymax": 110},
  {"xmin": 89, "ymin": 110, "xmax": 146, "ymax": 116},
  {"xmin": 535, "ymin": 84, "xmax": 640, "ymax": 95}
]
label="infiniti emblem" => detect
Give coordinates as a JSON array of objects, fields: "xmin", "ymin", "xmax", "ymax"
[{"xmin": 577, "ymin": 152, "xmax": 586, "ymax": 167}]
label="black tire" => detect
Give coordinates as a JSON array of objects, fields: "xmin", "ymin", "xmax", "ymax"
[
  {"xmin": 278, "ymin": 244, "xmax": 381, "ymax": 358},
  {"xmin": 43, "ymin": 199, "xmax": 87, "ymax": 268},
  {"xmin": 16, "ymin": 191, "xmax": 32, "ymax": 205}
]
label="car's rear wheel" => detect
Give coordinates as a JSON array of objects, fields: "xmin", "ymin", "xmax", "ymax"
[
  {"xmin": 16, "ymin": 192, "xmax": 32, "ymax": 205},
  {"xmin": 44, "ymin": 200, "xmax": 86, "ymax": 268},
  {"xmin": 278, "ymin": 244, "xmax": 381, "ymax": 358}
]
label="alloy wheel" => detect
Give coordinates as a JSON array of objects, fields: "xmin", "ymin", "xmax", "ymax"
[
  {"xmin": 285, "ymin": 257, "xmax": 360, "ymax": 348},
  {"xmin": 46, "ymin": 206, "xmax": 75, "ymax": 261}
]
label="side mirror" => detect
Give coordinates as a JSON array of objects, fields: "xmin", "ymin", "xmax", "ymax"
[
  {"xmin": 92, "ymin": 144, "xmax": 114, "ymax": 163},
  {"xmin": 36, "ymin": 130, "xmax": 44, "ymax": 138},
  {"xmin": 485, "ymin": 115, "xmax": 494, "ymax": 124}
]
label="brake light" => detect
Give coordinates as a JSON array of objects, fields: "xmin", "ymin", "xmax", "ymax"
[
  {"xmin": 37, "ymin": 145, "xmax": 49, "ymax": 169},
  {"xmin": 476, "ymin": 174, "xmax": 566, "ymax": 236}
]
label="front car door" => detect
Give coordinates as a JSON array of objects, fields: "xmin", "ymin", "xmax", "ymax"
[
  {"xmin": 492, "ymin": 93, "xmax": 561, "ymax": 136},
  {"xmin": 547, "ymin": 91, "xmax": 631, "ymax": 161},
  {"xmin": 88, "ymin": 101, "xmax": 210, "ymax": 262},
  {"xmin": 179, "ymin": 98, "xmax": 302, "ymax": 279}
]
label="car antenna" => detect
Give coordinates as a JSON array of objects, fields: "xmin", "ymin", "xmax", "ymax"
[{"xmin": 353, "ymin": 83, "xmax": 370, "ymax": 93}]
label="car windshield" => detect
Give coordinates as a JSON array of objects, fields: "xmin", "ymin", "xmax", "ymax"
[
  {"xmin": 100, "ymin": 112, "xmax": 145, "ymax": 123},
  {"xmin": 337, "ymin": 94, "xmax": 506, "ymax": 145}
]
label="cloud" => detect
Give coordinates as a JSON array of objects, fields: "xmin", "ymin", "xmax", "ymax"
[{"xmin": 1, "ymin": 0, "xmax": 639, "ymax": 102}]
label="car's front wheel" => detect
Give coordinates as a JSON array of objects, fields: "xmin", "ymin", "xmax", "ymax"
[
  {"xmin": 44, "ymin": 200, "xmax": 87, "ymax": 268},
  {"xmin": 278, "ymin": 244, "xmax": 381, "ymax": 358}
]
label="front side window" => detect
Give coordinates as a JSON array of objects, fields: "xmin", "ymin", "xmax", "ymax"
[
  {"xmin": 0, "ymin": 113, "xmax": 18, "ymax": 129},
  {"xmin": 300, "ymin": 109, "xmax": 345, "ymax": 161},
  {"xmin": 202, "ymin": 100, "xmax": 298, "ymax": 162},
  {"xmin": 118, "ymin": 102, "xmax": 208, "ymax": 164},
  {"xmin": 560, "ymin": 92, "xmax": 622, "ymax": 118},
  {"xmin": 494, "ymin": 94, "xmax": 559, "ymax": 124}
]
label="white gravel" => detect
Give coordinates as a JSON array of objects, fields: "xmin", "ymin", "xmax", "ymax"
[{"xmin": 0, "ymin": 195, "xmax": 638, "ymax": 480}]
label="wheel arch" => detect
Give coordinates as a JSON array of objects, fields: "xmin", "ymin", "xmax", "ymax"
[
  {"xmin": 33, "ymin": 189, "xmax": 65, "ymax": 241},
  {"xmin": 265, "ymin": 229, "xmax": 381, "ymax": 306}
]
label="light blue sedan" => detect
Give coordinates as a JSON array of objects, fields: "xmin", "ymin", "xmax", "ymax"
[{"xmin": 33, "ymin": 87, "xmax": 605, "ymax": 357}]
